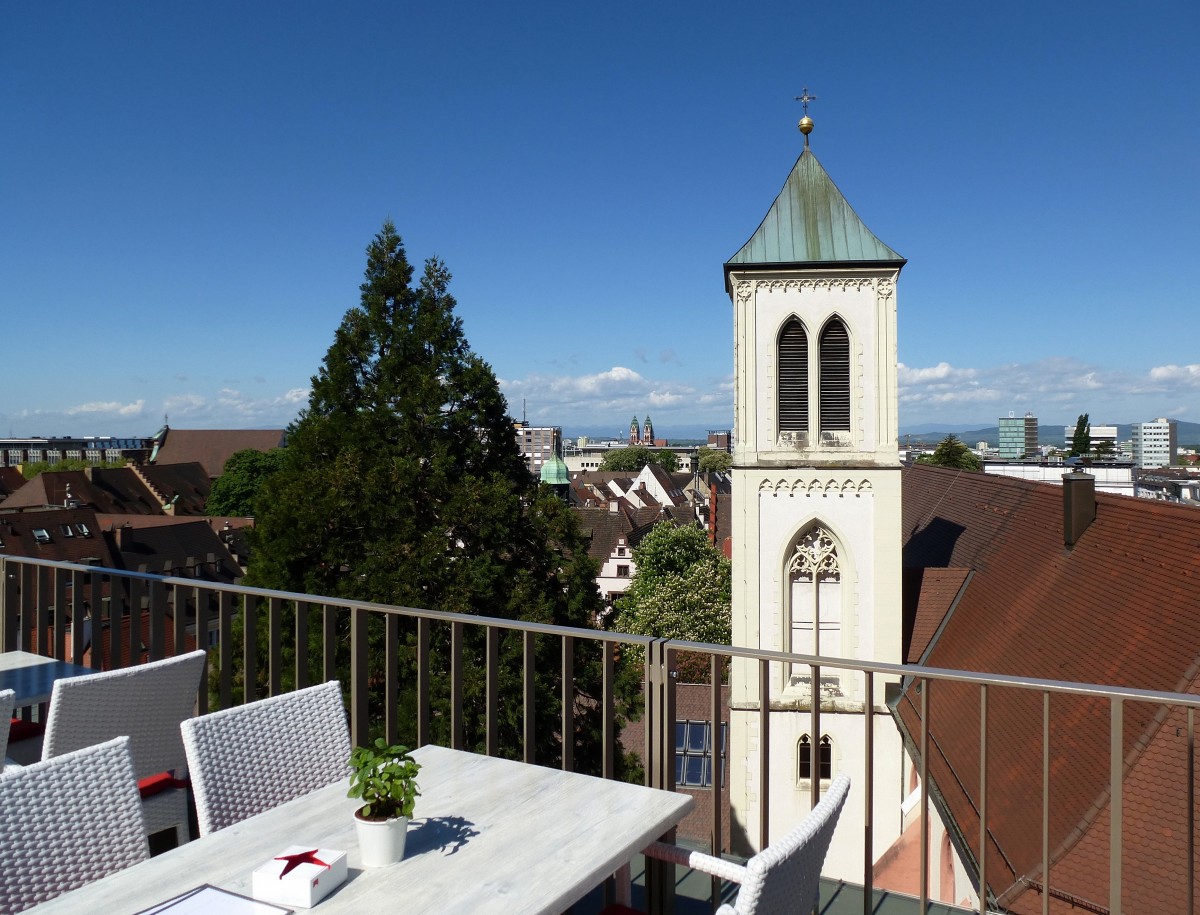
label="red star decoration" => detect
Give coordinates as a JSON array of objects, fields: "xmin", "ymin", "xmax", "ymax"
[{"xmin": 274, "ymin": 849, "xmax": 331, "ymax": 879}]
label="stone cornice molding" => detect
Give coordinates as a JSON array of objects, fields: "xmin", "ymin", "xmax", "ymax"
[
  {"xmin": 758, "ymin": 477, "xmax": 874, "ymax": 496},
  {"xmin": 734, "ymin": 277, "xmax": 894, "ymax": 302}
]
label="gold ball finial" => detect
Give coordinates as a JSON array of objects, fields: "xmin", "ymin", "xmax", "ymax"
[{"xmin": 794, "ymin": 87, "xmax": 817, "ymax": 148}]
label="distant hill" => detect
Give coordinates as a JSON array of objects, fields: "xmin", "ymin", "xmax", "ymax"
[{"xmin": 901, "ymin": 420, "xmax": 1200, "ymax": 449}]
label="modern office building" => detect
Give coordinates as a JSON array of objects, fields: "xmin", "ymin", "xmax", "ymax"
[
  {"xmin": 997, "ymin": 412, "xmax": 1037, "ymax": 459},
  {"xmin": 1131, "ymin": 418, "xmax": 1176, "ymax": 468},
  {"xmin": 513, "ymin": 423, "xmax": 561, "ymax": 477},
  {"xmin": 1062, "ymin": 423, "xmax": 1117, "ymax": 453}
]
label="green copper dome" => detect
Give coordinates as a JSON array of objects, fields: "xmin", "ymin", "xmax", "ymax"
[
  {"xmin": 726, "ymin": 148, "xmax": 904, "ymax": 272},
  {"xmin": 539, "ymin": 455, "xmax": 569, "ymax": 486}
]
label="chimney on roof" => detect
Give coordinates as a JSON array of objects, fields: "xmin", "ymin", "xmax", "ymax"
[{"xmin": 1062, "ymin": 471, "xmax": 1096, "ymax": 546}]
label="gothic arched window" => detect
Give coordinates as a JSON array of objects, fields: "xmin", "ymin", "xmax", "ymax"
[
  {"xmin": 787, "ymin": 525, "xmax": 843, "ymax": 695},
  {"xmin": 777, "ymin": 318, "xmax": 809, "ymax": 436},
  {"xmin": 818, "ymin": 318, "xmax": 850, "ymax": 436},
  {"xmin": 798, "ymin": 734, "xmax": 832, "ymax": 782}
]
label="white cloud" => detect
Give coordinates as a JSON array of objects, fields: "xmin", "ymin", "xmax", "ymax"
[
  {"xmin": 65, "ymin": 399, "xmax": 146, "ymax": 417},
  {"xmin": 500, "ymin": 367, "xmax": 732, "ymax": 427},
  {"xmin": 899, "ymin": 356, "xmax": 1200, "ymax": 425},
  {"xmin": 898, "ymin": 362, "xmax": 973, "ymax": 384},
  {"xmin": 1148, "ymin": 364, "xmax": 1200, "ymax": 386}
]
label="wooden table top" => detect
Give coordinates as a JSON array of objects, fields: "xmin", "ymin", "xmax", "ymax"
[{"xmin": 29, "ymin": 743, "xmax": 693, "ymax": 914}]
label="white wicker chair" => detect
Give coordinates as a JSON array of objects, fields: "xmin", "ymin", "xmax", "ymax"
[
  {"xmin": 0, "ymin": 689, "xmax": 15, "ymax": 772},
  {"xmin": 0, "ymin": 736, "xmax": 149, "ymax": 914},
  {"xmin": 182, "ymin": 679, "xmax": 351, "ymax": 836},
  {"xmin": 624, "ymin": 774, "xmax": 850, "ymax": 915},
  {"xmin": 39, "ymin": 650, "xmax": 207, "ymax": 845}
]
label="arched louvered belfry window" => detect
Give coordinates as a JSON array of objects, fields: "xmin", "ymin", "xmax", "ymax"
[
  {"xmin": 818, "ymin": 318, "xmax": 850, "ymax": 434},
  {"xmin": 777, "ymin": 318, "xmax": 808, "ymax": 435}
]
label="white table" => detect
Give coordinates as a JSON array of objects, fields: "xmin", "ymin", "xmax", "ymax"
[
  {"xmin": 29, "ymin": 743, "xmax": 693, "ymax": 914},
  {"xmin": 0, "ymin": 650, "xmax": 93, "ymax": 707}
]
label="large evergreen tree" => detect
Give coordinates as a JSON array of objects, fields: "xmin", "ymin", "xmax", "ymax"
[
  {"xmin": 916, "ymin": 434, "xmax": 983, "ymax": 471},
  {"xmin": 246, "ymin": 221, "xmax": 630, "ymax": 771}
]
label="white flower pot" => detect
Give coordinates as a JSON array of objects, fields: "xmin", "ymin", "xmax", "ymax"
[{"xmin": 354, "ymin": 812, "xmax": 409, "ymax": 867}]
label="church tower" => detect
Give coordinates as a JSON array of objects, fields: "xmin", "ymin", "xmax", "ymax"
[
  {"xmin": 642, "ymin": 415, "xmax": 654, "ymax": 445},
  {"xmin": 725, "ymin": 107, "xmax": 906, "ymax": 874},
  {"xmin": 629, "ymin": 415, "xmax": 640, "ymax": 444}
]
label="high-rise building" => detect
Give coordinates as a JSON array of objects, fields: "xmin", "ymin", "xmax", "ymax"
[
  {"xmin": 513, "ymin": 423, "xmax": 561, "ymax": 477},
  {"xmin": 997, "ymin": 412, "xmax": 1037, "ymax": 459},
  {"xmin": 1132, "ymin": 417, "xmax": 1176, "ymax": 468}
]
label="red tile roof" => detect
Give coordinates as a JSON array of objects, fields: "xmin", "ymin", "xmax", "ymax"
[
  {"xmin": 898, "ymin": 464, "xmax": 1200, "ymax": 912},
  {"xmin": 151, "ymin": 428, "xmax": 285, "ymax": 478},
  {"xmin": 0, "ymin": 467, "xmax": 26, "ymax": 498}
]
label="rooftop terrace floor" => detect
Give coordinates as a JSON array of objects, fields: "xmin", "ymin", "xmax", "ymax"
[{"xmin": 575, "ymin": 851, "xmax": 974, "ymax": 914}]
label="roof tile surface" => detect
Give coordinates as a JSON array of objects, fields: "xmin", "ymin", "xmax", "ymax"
[{"xmin": 898, "ymin": 464, "xmax": 1200, "ymax": 912}]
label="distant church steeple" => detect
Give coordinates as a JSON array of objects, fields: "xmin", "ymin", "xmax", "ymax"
[
  {"xmin": 642, "ymin": 415, "xmax": 654, "ymax": 444},
  {"xmin": 629, "ymin": 415, "xmax": 640, "ymax": 444}
]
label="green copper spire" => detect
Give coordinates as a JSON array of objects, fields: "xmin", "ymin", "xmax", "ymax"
[{"xmin": 726, "ymin": 148, "xmax": 904, "ymax": 270}]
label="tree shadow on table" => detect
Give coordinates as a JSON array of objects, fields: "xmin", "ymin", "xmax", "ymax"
[{"xmin": 405, "ymin": 815, "xmax": 479, "ymax": 857}]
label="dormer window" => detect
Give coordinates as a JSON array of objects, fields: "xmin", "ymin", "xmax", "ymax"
[
  {"xmin": 59, "ymin": 524, "xmax": 75, "ymax": 538},
  {"xmin": 75, "ymin": 523, "xmax": 91, "ymax": 537},
  {"xmin": 32, "ymin": 528, "xmax": 51, "ymax": 544}
]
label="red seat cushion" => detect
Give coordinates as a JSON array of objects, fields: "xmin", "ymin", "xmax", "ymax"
[
  {"xmin": 8, "ymin": 718, "xmax": 45, "ymax": 742},
  {"xmin": 137, "ymin": 772, "xmax": 191, "ymax": 799}
]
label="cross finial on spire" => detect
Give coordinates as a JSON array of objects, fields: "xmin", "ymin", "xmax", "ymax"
[
  {"xmin": 794, "ymin": 87, "xmax": 817, "ymax": 147},
  {"xmin": 794, "ymin": 87, "xmax": 818, "ymax": 116}
]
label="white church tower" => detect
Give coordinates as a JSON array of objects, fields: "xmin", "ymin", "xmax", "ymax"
[{"xmin": 725, "ymin": 105, "xmax": 906, "ymax": 877}]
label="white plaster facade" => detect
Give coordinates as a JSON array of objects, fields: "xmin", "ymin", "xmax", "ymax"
[{"xmin": 595, "ymin": 536, "xmax": 634, "ymax": 603}]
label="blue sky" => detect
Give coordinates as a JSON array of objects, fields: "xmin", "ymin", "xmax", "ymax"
[{"xmin": 2, "ymin": 2, "xmax": 1197, "ymax": 440}]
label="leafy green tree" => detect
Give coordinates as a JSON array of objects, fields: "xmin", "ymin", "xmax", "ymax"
[
  {"xmin": 206, "ymin": 448, "xmax": 285, "ymax": 516},
  {"xmin": 916, "ymin": 434, "xmax": 983, "ymax": 471},
  {"xmin": 696, "ymin": 446, "xmax": 732, "ymax": 474},
  {"xmin": 614, "ymin": 522, "xmax": 731, "ymax": 682},
  {"xmin": 1069, "ymin": 413, "xmax": 1091, "ymax": 457},
  {"xmin": 246, "ymin": 221, "xmax": 633, "ymax": 773},
  {"xmin": 1093, "ymin": 439, "xmax": 1117, "ymax": 461},
  {"xmin": 599, "ymin": 445, "xmax": 680, "ymax": 473}
]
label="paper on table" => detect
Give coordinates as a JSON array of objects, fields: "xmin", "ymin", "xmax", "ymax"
[{"xmin": 135, "ymin": 884, "xmax": 293, "ymax": 915}]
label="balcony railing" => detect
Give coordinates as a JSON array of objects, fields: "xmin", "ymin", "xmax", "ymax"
[{"xmin": 2, "ymin": 554, "xmax": 1197, "ymax": 915}]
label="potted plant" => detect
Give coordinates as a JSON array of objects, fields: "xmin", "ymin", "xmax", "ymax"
[{"xmin": 347, "ymin": 738, "xmax": 421, "ymax": 867}]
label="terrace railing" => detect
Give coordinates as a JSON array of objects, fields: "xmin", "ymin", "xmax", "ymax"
[{"xmin": 1, "ymin": 554, "xmax": 1196, "ymax": 915}]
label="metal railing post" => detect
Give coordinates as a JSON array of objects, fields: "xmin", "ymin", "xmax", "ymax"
[
  {"xmin": 350, "ymin": 606, "xmax": 368, "ymax": 747},
  {"xmin": 644, "ymin": 638, "xmax": 676, "ymax": 915},
  {"xmin": 862, "ymin": 670, "xmax": 874, "ymax": 915},
  {"xmin": 1110, "ymin": 697, "xmax": 1124, "ymax": 915}
]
